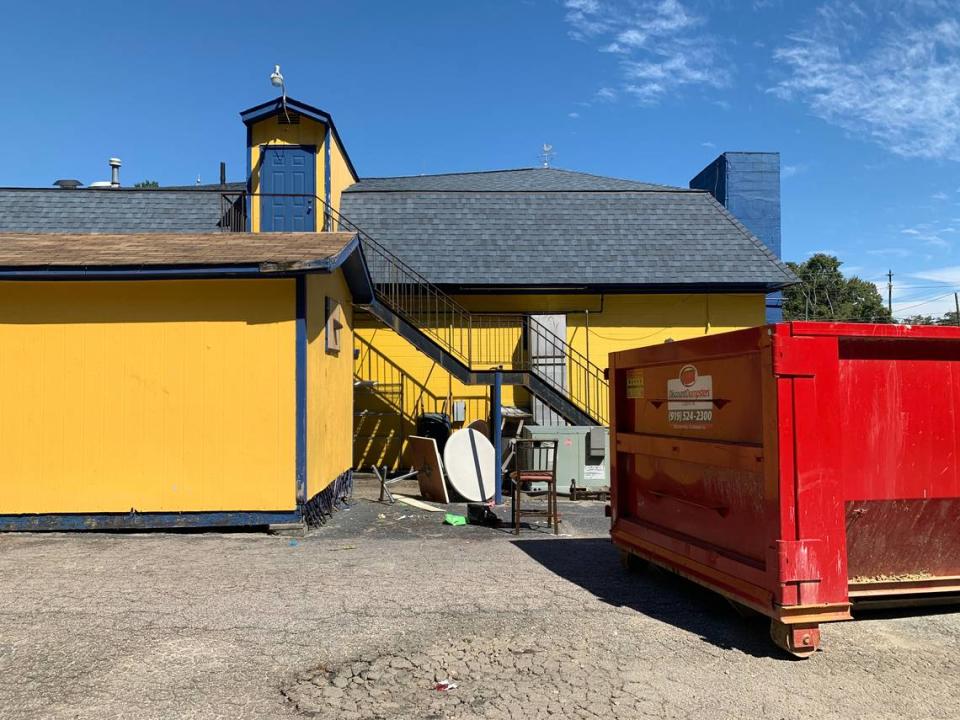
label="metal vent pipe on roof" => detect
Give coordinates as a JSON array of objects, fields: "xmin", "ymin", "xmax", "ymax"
[{"xmin": 109, "ymin": 158, "xmax": 122, "ymax": 188}]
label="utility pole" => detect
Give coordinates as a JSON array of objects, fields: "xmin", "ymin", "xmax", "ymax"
[
  {"xmin": 955, "ymin": 292, "xmax": 960, "ymax": 327},
  {"xmin": 887, "ymin": 270, "xmax": 893, "ymax": 316}
]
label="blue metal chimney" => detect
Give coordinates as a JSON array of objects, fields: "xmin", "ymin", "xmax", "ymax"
[{"xmin": 690, "ymin": 152, "xmax": 782, "ymax": 322}]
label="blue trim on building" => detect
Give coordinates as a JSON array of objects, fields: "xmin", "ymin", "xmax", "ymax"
[
  {"xmin": 0, "ymin": 265, "xmax": 266, "ymax": 279},
  {"xmin": 338, "ymin": 236, "xmax": 375, "ymax": 303},
  {"xmin": 245, "ymin": 125, "xmax": 253, "ymax": 232},
  {"xmin": 324, "ymin": 129, "xmax": 332, "ymax": 230},
  {"xmin": 295, "ymin": 274, "xmax": 308, "ymax": 506},
  {"xmin": 0, "ymin": 510, "xmax": 301, "ymax": 532}
]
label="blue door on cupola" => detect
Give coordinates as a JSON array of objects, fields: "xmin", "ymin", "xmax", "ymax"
[{"xmin": 260, "ymin": 146, "xmax": 316, "ymax": 232}]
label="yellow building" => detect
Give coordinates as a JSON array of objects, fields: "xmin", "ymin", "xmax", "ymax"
[
  {"xmin": 338, "ymin": 170, "xmax": 794, "ymax": 469},
  {"xmin": 0, "ymin": 92, "xmax": 795, "ymax": 523},
  {"xmin": 235, "ymin": 97, "xmax": 794, "ymax": 471},
  {"xmin": 0, "ymin": 231, "xmax": 372, "ymax": 530}
]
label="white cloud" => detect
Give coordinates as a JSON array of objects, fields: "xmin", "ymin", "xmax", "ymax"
[
  {"xmin": 771, "ymin": 1, "xmax": 960, "ymax": 161},
  {"xmin": 782, "ymin": 163, "xmax": 808, "ymax": 178},
  {"xmin": 595, "ymin": 86, "xmax": 618, "ymax": 102},
  {"xmin": 701, "ymin": 141, "xmax": 716, "ymax": 148},
  {"xmin": 564, "ymin": 0, "xmax": 730, "ymax": 105},
  {"xmin": 899, "ymin": 220, "xmax": 954, "ymax": 249},
  {"xmin": 912, "ymin": 266, "xmax": 960, "ymax": 283},
  {"xmin": 868, "ymin": 247, "xmax": 912, "ymax": 257},
  {"xmin": 933, "ymin": 191, "xmax": 949, "ymax": 200},
  {"xmin": 568, "ymin": 112, "xmax": 581, "ymax": 119}
]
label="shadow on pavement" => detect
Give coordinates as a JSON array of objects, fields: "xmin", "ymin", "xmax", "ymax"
[{"xmin": 512, "ymin": 536, "xmax": 786, "ymax": 659}]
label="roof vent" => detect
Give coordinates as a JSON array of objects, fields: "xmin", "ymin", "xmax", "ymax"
[
  {"xmin": 53, "ymin": 179, "xmax": 83, "ymax": 189},
  {"xmin": 109, "ymin": 157, "xmax": 122, "ymax": 187}
]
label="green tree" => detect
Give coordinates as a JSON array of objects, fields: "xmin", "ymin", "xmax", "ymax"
[
  {"xmin": 783, "ymin": 254, "xmax": 892, "ymax": 323},
  {"xmin": 901, "ymin": 310, "xmax": 960, "ymax": 326},
  {"xmin": 133, "ymin": 180, "xmax": 159, "ymax": 189}
]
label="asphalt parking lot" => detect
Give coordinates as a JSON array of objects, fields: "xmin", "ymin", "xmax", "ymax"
[{"xmin": 0, "ymin": 479, "xmax": 958, "ymax": 720}]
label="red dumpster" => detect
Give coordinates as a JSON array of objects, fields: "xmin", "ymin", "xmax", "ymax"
[{"xmin": 608, "ymin": 322, "xmax": 960, "ymax": 656}]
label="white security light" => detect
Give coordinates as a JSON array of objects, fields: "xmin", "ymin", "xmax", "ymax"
[{"xmin": 270, "ymin": 65, "xmax": 284, "ymax": 89}]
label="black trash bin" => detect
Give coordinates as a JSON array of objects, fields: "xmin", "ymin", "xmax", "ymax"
[{"xmin": 416, "ymin": 413, "xmax": 452, "ymax": 457}]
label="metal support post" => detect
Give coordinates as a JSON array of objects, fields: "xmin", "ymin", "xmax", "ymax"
[{"xmin": 492, "ymin": 368, "xmax": 503, "ymax": 505}]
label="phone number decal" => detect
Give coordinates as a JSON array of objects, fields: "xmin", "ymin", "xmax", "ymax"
[{"xmin": 668, "ymin": 409, "xmax": 713, "ymax": 424}]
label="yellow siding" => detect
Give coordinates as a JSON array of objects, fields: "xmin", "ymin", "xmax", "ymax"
[
  {"xmin": 355, "ymin": 293, "xmax": 765, "ymax": 468},
  {"xmin": 306, "ymin": 270, "xmax": 355, "ymax": 497},
  {"xmin": 564, "ymin": 294, "xmax": 766, "ymax": 369},
  {"xmin": 329, "ymin": 132, "xmax": 358, "ymax": 216},
  {"xmin": 0, "ymin": 279, "xmax": 297, "ymax": 514},
  {"xmin": 249, "ymin": 115, "xmax": 328, "ymax": 232}
]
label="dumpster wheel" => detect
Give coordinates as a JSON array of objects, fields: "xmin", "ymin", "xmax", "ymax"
[
  {"xmin": 619, "ymin": 550, "xmax": 647, "ymax": 574},
  {"xmin": 769, "ymin": 619, "xmax": 820, "ymax": 658}
]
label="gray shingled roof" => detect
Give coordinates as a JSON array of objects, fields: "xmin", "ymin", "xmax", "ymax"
[
  {"xmin": 341, "ymin": 173, "xmax": 796, "ymax": 289},
  {"xmin": 0, "ymin": 188, "xmax": 229, "ymax": 233},
  {"xmin": 347, "ymin": 168, "xmax": 677, "ymax": 192},
  {"xmin": 0, "ymin": 168, "xmax": 797, "ymax": 290}
]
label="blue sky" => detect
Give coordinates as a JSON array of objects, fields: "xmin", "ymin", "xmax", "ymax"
[{"xmin": 2, "ymin": 0, "xmax": 959, "ymax": 318}]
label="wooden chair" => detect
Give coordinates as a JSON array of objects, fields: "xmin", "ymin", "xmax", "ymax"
[{"xmin": 510, "ymin": 438, "xmax": 560, "ymax": 535}]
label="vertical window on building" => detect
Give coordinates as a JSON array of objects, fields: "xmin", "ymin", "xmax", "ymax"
[{"xmin": 325, "ymin": 296, "xmax": 343, "ymax": 353}]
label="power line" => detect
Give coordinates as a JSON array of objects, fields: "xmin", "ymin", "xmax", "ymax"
[{"xmin": 892, "ymin": 292, "xmax": 957, "ymax": 315}]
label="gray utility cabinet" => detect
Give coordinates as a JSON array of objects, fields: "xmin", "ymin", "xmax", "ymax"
[{"xmin": 520, "ymin": 425, "xmax": 609, "ymax": 494}]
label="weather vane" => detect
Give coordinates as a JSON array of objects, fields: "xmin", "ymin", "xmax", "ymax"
[{"xmin": 540, "ymin": 143, "xmax": 555, "ymax": 169}]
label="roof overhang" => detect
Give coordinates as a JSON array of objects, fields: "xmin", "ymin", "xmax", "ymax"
[
  {"xmin": 436, "ymin": 280, "xmax": 797, "ymax": 295},
  {"xmin": 240, "ymin": 96, "xmax": 334, "ymax": 126},
  {"xmin": 239, "ymin": 96, "xmax": 359, "ymax": 181},
  {"xmin": 0, "ymin": 231, "xmax": 375, "ymax": 303}
]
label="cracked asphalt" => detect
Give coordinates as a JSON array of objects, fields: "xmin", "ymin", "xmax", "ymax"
[{"xmin": 1, "ymin": 477, "xmax": 958, "ymax": 719}]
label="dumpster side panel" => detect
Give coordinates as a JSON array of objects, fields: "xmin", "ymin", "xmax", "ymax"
[
  {"xmin": 834, "ymin": 335, "xmax": 960, "ymax": 581},
  {"xmin": 611, "ymin": 325, "xmax": 852, "ymax": 625},
  {"xmin": 612, "ymin": 321, "xmax": 960, "ymax": 643},
  {"xmin": 615, "ymin": 352, "xmax": 767, "ymax": 562},
  {"xmin": 610, "ymin": 328, "xmax": 779, "ymax": 612}
]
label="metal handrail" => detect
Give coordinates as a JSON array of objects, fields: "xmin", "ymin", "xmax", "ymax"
[{"xmin": 225, "ymin": 191, "xmax": 609, "ymax": 424}]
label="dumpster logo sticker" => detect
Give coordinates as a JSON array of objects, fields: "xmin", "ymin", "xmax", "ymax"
[
  {"xmin": 625, "ymin": 369, "xmax": 645, "ymax": 399},
  {"xmin": 667, "ymin": 364, "xmax": 713, "ymax": 428}
]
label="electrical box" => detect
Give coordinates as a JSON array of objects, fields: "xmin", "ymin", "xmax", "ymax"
[
  {"xmin": 521, "ymin": 425, "xmax": 609, "ymax": 493},
  {"xmin": 588, "ymin": 426, "xmax": 606, "ymax": 457}
]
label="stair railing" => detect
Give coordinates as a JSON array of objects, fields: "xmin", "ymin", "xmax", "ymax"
[{"xmin": 228, "ymin": 191, "xmax": 609, "ymax": 424}]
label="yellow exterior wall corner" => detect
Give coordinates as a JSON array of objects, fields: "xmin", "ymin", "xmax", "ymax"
[
  {"xmin": 306, "ymin": 270, "xmax": 355, "ymax": 498},
  {"xmin": 329, "ymin": 132, "xmax": 358, "ymax": 217}
]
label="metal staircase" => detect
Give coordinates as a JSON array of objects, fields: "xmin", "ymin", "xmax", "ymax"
[
  {"xmin": 229, "ymin": 192, "xmax": 609, "ymax": 426},
  {"xmin": 336, "ymin": 206, "xmax": 609, "ymax": 427}
]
